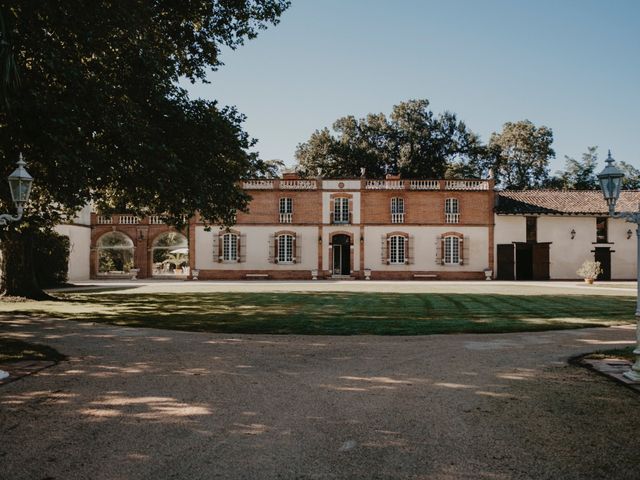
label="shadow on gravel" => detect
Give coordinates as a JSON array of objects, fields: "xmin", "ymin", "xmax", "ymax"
[{"xmin": 1, "ymin": 316, "xmax": 639, "ymax": 479}]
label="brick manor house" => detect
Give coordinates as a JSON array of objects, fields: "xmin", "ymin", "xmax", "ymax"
[{"xmin": 59, "ymin": 173, "xmax": 639, "ymax": 281}]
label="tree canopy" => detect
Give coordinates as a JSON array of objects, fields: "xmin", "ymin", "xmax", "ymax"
[
  {"xmin": 295, "ymin": 102, "xmax": 561, "ymax": 190},
  {"xmin": 0, "ymin": 1, "xmax": 289, "ymax": 296},
  {"xmin": 295, "ymin": 99, "xmax": 481, "ymax": 179},
  {"xmin": 0, "ymin": 1, "xmax": 289, "ymax": 227},
  {"xmin": 547, "ymin": 146, "xmax": 599, "ymax": 189},
  {"xmin": 486, "ymin": 120, "xmax": 555, "ymax": 190},
  {"xmin": 618, "ymin": 160, "xmax": 640, "ymax": 189}
]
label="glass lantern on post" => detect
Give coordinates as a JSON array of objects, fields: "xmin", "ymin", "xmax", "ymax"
[
  {"xmin": 0, "ymin": 153, "xmax": 33, "ymax": 380},
  {"xmin": 598, "ymin": 151, "xmax": 625, "ymax": 216},
  {"xmin": 1, "ymin": 153, "xmax": 34, "ymax": 225}
]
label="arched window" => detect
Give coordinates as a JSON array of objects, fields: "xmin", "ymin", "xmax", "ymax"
[
  {"xmin": 443, "ymin": 235, "xmax": 460, "ymax": 264},
  {"xmin": 277, "ymin": 234, "xmax": 294, "ymax": 263},
  {"xmin": 97, "ymin": 232, "xmax": 134, "ymax": 274},
  {"xmin": 382, "ymin": 233, "xmax": 413, "ymax": 265},
  {"xmin": 151, "ymin": 232, "xmax": 188, "ymax": 276},
  {"xmin": 222, "ymin": 233, "xmax": 238, "ymax": 262},
  {"xmin": 389, "ymin": 235, "xmax": 406, "ymax": 264}
]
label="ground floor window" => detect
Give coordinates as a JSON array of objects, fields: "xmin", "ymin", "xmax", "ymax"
[
  {"xmin": 389, "ymin": 235, "xmax": 406, "ymax": 264},
  {"xmin": 444, "ymin": 236, "xmax": 460, "ymax": 264},
  {"xmin": 222, "ymin": 233, "xmax": 238, "ymax": 262},
  {"xmin": 97, "ymin": 232, "xmax": 134, "ymax": 274},
  {"xmin": 278, "ymin": 234, "xmax": 294, "ymax": 263}
]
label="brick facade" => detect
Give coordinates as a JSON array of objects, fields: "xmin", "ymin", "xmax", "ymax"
[{"xmin": 90, "ymin": 177, "xmax": 495, "ymax": 280}]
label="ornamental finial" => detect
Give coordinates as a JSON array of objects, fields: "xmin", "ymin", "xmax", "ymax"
[
  {"xmin": 17, "ymin": 152, "xmax": 26, "ymax": 167},
  {"xmin": 606, "ymin": 149, "xmax": 614, "ymax": 165}
]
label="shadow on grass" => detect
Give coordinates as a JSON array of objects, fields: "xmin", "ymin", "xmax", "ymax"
[{"xmin": 4, "ymin": 292, "xmax": 636, "ymax": 336}]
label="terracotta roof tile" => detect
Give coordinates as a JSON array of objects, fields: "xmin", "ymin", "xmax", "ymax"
[{"xmin": 496, "ymin": 190, "xmax": 640, "ymax": 215}]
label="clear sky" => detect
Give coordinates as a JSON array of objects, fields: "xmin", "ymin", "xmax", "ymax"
[{"xmin": 185, "ymin": 0, "xmax": 640, "ymax": 172}]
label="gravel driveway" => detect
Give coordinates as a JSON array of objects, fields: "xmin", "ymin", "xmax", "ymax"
[{"xmin": 1, "ymin": 316, "xmax": 638, "ymax": 480}]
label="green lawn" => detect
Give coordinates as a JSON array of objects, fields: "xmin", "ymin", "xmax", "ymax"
[
  {"xmin": 1, "ymin": 292, "xmax": 636, "ymax": 335},
  {"xmin": 582, "ymin": 346, "xmax": 636, "ymax": 362}
]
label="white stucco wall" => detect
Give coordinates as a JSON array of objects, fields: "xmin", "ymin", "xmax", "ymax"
[
  {"xmin": 363, "ymin": 226, "xmax": 490, "ymax": 272},
  {"xmin": 607, "ymin": 217, "xmax": 636, "ymax": 279},
  {"xmin": 494, "ymin": 216, "xmax": 525, "ymax": 246},
  {"xmin": 54, "ymin": 224, "xmax": 91, "ymax": 281},
  {"xmin": 73, "ymin": 204, "xmax": 92, "ymax": 226},
  {"xmin": 494, "ymin": 214, "xmax": 637, "ymax": 279},
  {"xmin": 536, "ymin": 216, "xmax": 595, "ymax": 279},
  {"xmin": 195, "ymin": 226, "xmax": 319, "ymax": 271}
]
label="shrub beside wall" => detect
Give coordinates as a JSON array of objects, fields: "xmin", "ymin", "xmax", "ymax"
[{"xmin": 34, "ymin": 230, "xmax": 70, "ymax": 288}]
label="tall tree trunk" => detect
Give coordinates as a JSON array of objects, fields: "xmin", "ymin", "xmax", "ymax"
[{"xmin": 0, "ymin": 228, "xmax": 49, "ymax": 299}]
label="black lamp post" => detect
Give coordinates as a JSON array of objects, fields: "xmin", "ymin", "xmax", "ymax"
[
  {"xmin": 0, "ymin": 153, "xmax": 33, "ymax": 380},
  {"xmin": 598, "ymin": 150, "xmax": 640, "ymax": 381}
]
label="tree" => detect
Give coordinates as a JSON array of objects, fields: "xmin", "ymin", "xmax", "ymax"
[
  {"xmin": 488, "ymin": 120, "xmax": 555, "ymax": 189},
  {"xmin": 390, "ymin": 100, "xmax": 471, "ymax": 178},
  {"xmin": 444, "ymin": 133, "xmax": 491, "ymax": 179},
  {"xmin": 0, "ymin": 1, "xmax": 290, "ymax": 298},
  {"xmin": 295, "ymin": 99, "xmax": 478, "ymax": 179},
  {"xmin": 296, "ymin": 118, "xmax": 389, "ymax": 178},
  {"xmin": 261, "ymin": 158, "xmax": 287, "ymax": 178},
  {"xmin": 618, "ymin": 160, "xmax": 640, "ymax": 189},
  {"xmin": 550, "ymin": 146, "xmax": 599, "ymax": 189}
]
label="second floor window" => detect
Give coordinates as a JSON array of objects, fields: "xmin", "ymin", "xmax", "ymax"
[
  {"xmin": 445, "ymin": 198, "xmax": 459, "ymax": 224},
  {"xmin": 334, "ymin": 197, "xmax": 349, "ymax": 223},
  {"xmin": 279, "ymin": 198, "xmax": 293, "ymax": 223},
  {"xmin": 222, "ymin": 233, "xmax": 238, "ymax": 262},
  {"xmin": 389, "ymin": 235, "xmax": 406, "ymax": 264},
  {"xmin": 391, "ymin": 198, "xmax": 405, "ymax": 223},
  {"xmin": 277, "ymin": 234, "xmax": 294, "ymax": 263},
  {"xmin": 596, "ymin": 217, "xmax": 608, "ymax": 243}
]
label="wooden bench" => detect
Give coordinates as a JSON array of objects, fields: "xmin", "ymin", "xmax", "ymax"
[
  {"xmin": 413, "ymin": 274, "xmax": 438, "ymax": 279},
  {"xmin": 245, "ymin": 273, "xmax": 269, "ymax": 279}
]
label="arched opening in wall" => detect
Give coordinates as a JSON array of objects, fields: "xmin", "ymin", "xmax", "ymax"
[
  {"xmin": 151, "ymin": 232, "xmax": 189, "ymax": 277},
  {"xmin": 331, "ymin": 233, "xmax": 351, "ymax": 276},
  {"xmin": 97, "ymin": 232, "xmax": 134, "ymax": 276}
]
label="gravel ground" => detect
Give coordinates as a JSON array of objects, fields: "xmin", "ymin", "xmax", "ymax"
[
  {"xmin": 1, "ymin": 315, "xmax": 639, "ymax": 480},
  {"xmin": 54, "ymin": 279, "xmax": 638, "ymax": 296}
]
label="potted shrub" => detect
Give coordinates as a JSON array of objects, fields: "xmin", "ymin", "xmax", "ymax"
[
  {"xmin": 162, "ymin": 253, "xmax": 188, "ymax": 275},
  {"xmin": 577, "ymin": 260, "xmax": 603, "ymax": 284}
]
